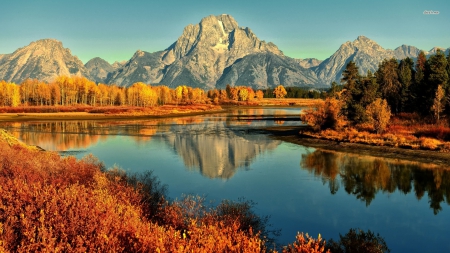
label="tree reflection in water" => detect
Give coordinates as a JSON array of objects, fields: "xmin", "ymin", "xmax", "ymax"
[{"xmin": 301, "ymin": 149, "xmax": 450, "ymax": 214}]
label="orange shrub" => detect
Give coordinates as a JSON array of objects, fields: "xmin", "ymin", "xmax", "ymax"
[
  {"xmin": 0, "ymin": 143, "xmax": 265, "ymax": 252},
  {"xmin": 419, "ymin": 137, "xmax": 442, "ymax": 150},
  {"xmin": 282, "ymin": 233, "xmax": 329, "ymax": 253}
]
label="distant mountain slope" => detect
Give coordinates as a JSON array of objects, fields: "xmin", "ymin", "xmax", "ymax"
[
  {"xmin": 295, "ymin": 58, "xmax": 322, "ymax": 68},
  {"xmin": 216, "ymin": 52, "xmax": 318, "ymax": 89},
  {"xmin": 0, "ymin": 39, "xmax": 89, "ymax": 83},
  {"xmin": 105, "ymin": 50, "xmax": 167, "ymax": 86},
  {"xmin": 85, "ymin": 57, "xmax": 114, "ymax": 83},
  {"xmin": 314, "ymin": 36, "xmax": 449, "ymax": 85}
]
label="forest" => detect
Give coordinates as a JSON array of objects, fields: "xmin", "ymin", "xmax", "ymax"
[
  {"xmin": 301, "ymin": 49, "xmax": 450, "ymax": 151},
  {"xmin": 0, "ymin": 76, "xmax": 296, "ymax": 108}
]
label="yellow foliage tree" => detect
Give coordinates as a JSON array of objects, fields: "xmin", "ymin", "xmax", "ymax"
[
  {"xmin": 366, "ymin": 98, "xmax": 391, "ymax": 134},
  {"xmin": 273, "ymin": 85, "xmax": 287, "ymax": 98},
  {"xmin": 301, "ymin": 98, "xmax": 346, "ymax": 131}
]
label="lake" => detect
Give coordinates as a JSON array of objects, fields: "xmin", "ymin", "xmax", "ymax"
[{"xmin": 1, "ymin": 107, "xmax": 449, "ymax": 253}]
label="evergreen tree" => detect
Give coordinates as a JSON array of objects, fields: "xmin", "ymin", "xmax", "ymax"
[
  {"xmin": 412, "ymin": 51, "xmax": 427, "ymax": 114},
  {"xmin": 446, "ymin": 53, "xmax": 450, "ymax": 114},
  {"xmin": 398, "ymin": 57, "xmax": 415, "ymax": 112},
  {"xmin": 328, "ymin": 81, "xmax": 343, "ymax": 98},
  {"xmin": 341, "ymin": 61, "xmax": 362, "ymax": 123},
  {"xmin": 376, "ymin": 58, "xmax": 401, "ymax": 114},
  {"xmin": 425, "ymin": 49, "xmax": 448, "ymax": 117}
]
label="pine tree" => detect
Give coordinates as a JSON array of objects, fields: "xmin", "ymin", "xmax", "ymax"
[
  {"xmin": 425, "ymin": 49, "xmax": 449, "ymax": 117},
  {"xmin": 341, "ymin": 61, "xmax": 362, "ymax": 123},
  {"xmin": 398, "ymin": 57, "xmax": 415, "ymax": 112},
  {"xmin": 376, "ymin": 58, "xmax": 401, "ymax": 114},
  {"xmin": 412, "ymin": 51, "xmax": 427, "ymax": 113}
]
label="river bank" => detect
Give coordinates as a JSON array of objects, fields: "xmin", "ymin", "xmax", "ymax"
[
  {"xmin": 0, "ymin": 105, "xmax": 224, "ymax": 121},
  {"xmin": 262, "ymin": 126, "xmax": 450, "ymax": 167}
]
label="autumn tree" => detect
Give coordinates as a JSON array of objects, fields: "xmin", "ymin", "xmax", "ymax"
[
  {"xmin": 0, "ymin": 81, "xmax": 20, "ymax": 106},
  {"xmin": 431, "ymin": 85, "xmax": 445, "ymax": 122},
  {"xmin": 219, "ymin": 89, "xmax": 228, "ymax": 101},
  {"xmin": 366, "ymin": 98, "xmax": 391, "ymax": 134},
  {"xmin": 175, "ymin": 86, "xmax": 183, "ymax": 105},
  {"xmin": 256, "ymin": 90, "xmax": 264, "ymax": 100},
  {"xmin": 237, "ymin": 86, "xmax": 249, "ymax": 101},
  {"xmin": 301, "ymin": 98, "xmax": 346, "ymax": 131},
  {"xmin": 229, "ymin": 87, "xmax": 239, "ymax": 101},
  {"xmin": 273, "ymin": 85, "xmax": 287, "ymax": 98}
]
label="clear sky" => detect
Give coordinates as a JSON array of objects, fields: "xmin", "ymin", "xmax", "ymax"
[{"xmin": 1, "ymin": 0, "xmax": 448, "ymax": 64}]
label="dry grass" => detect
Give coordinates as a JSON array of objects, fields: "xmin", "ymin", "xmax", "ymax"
[
  {"xmin": 302, "ymin": 112, "xmax": 450, "ymax": 152},
  {"xmin": 220, "ymin": 98, "xmax": 321, "ymax": 107}
]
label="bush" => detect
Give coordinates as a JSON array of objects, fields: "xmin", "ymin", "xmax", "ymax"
[
  {"xmin": 366, "ymin": 98, "xmax": 391, "ymax": 134},
  {"xmin": 301, "ymin": 98, "xmax": 346, "ymax": 131},
  {"xmin": 212, "ymin": 198, "xmax": 280, "ymax": 246},
  {"xmin": 419, "ymin": 137, "xmax": 442, "ymax": 150},
  {"xmin": 282, "ymin": 233, "xmax": 330, "ymax": 253},
  {"xmin": 326, "ymin": 228, "xmax": 390, "ymax": 253}
]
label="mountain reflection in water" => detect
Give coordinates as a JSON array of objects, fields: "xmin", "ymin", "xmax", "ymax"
[
  {"xmin": 163, "ymin": 123, "xmax": 280, "ymax": 179},
  {"xmin": 2, "ymin": 114, "xmax": 285, "ymax": 179},
  {"xmin": 301, "ymin": 149, "xmax": 450, "ymax": 214}
]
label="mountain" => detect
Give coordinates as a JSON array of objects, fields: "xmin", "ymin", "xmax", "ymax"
[
  {"xmin": 295, "ymin": 58, "xmax": 322, "ymax": 68},
  {"xmin": 0, "ymin": 39, "xmax": 89, "ymax": 84},
  {"xmin": 107, "ymin": 14, "xmax": 310, "ymax": 88},
  {"xmin": 106, "ymin": 50, "xmax": 167, "ymax": 86},
  {"xmin": 314, "ymin": 36, "xmax": 430, "ymax": 85},
  {"xmin": 216, "ymin": 52, "xmax": 318, "ymax": 89},
  {"xmin": 1, "ymin": 15, "xmax": 448, "ymax": 88},
  {"xmin": 111, "ymin": 61, "xmax": 126, "ymax": 69},
  {"xmin": 85, "ymin": 57, "xmax": 114, "ymax": 83},
  {"xmin": 393, "ymin": 45, "xmax": 422, "ymax": 59}
]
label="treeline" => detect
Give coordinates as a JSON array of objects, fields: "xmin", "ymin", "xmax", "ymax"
[
  {"xmin": 0, "ymin": 77, "xmax": 209, "ymax": 107},
  {"xmin": 303, "ymin": 49, "xmax": 450, "ymax": 133},
  {"xmin": 338, "ymin": 49, "xmax": 449, "ymax": 124},
  {"xmin": 263, "ymin": 86, "xmax": 326, "ymax": 99},
  {"xmin": 0, "ymin": 77, "xmax": 298, "ymax": 108}
]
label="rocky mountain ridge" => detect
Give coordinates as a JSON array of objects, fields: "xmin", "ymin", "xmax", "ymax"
[
  {"xmin": 0, "ymin": 15, "xmax": 448, "ymax": 88},
  {"xmin": 0, "ymin": 39, "xmax": 89, "ymax": 84}
]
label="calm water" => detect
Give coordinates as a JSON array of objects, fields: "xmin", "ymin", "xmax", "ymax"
[{"xmin": 1, "ymin": 108, "xmax": 449, "ymax": 253}]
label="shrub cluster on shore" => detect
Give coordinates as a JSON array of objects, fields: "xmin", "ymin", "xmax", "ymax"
[{"xmin": 0, "ymin": 131, "xmax": 391, "ymax": 252}]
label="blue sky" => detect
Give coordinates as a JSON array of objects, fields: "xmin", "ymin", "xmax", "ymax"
[{"xmin": 1, "ymin": 0, "xmax": 448, "ymax": 64}]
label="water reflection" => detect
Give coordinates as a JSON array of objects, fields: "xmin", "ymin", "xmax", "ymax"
[
  {"xmin": 163, "ymin": 123, "xmax": 281, "ymax": 179},
  {"xmin": 1, "ymin": 113, "xmax": 285, "ymax": 179},
  {"xmin": 301, "ymin": 149, "xmax": 450, "ymax": 214}
]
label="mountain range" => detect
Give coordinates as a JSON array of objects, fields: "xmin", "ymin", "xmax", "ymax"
[{"xmin": 0, "ymin": 14, "xmax": 448, "ymax": 89}]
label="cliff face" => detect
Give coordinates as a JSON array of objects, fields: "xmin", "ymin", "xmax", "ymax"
[{"xmin": 0, "ymin": 39, "xmax": 89, "ymax": 83}]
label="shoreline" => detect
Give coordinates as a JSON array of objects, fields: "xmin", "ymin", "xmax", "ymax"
[
  {"xmin": 261, "ymin": 126, "xmax": 450, "ymax": 167},
  {"xmin": 0, "ymin": 109, "xmax": 227, "ymax": 122}
]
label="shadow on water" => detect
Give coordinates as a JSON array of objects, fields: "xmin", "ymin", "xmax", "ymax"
[{"xmin": 301, "ymin": 149, "xmax": 450, "ymax": 214}]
